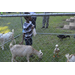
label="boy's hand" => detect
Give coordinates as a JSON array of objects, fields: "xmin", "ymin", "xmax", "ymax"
[{"xmin": 32, "ymin": 25, "xmax": 34, "ymax": 29}]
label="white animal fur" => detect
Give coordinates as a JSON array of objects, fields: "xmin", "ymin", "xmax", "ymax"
[
  {"xmin": 9, "ymin": 43, "xmax": 43, "ymax": 62},
  {"xmin": 0, "ymin": 33, "xmax": 3, "ymax": 37},
  {"xmin": 54, "ymin": 44, "xmax": 60, "ymax": 54},
  {"xmin": 0, "ymin": 29, "xmax": 16, "ymax": 50},
  {"xmin": 65, "ymin": 53, "xmax": 75, "ymax": 62},
  {"xmin": 33, "ymin": 28, "xmax": 37, "ymax": 36}
]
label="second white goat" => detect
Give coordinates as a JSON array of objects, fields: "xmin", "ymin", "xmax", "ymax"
[{"xmin": 0, "ymin": 29, "xmax": 16, "ymax": 50}]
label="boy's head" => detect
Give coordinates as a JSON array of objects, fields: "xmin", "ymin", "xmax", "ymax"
[{"xmin": 24, "ymin": 12, "xmax": 32, "ymax": 22}]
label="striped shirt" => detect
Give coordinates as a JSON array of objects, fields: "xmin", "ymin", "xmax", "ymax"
[{"xmin": 22, "ymin": 21, "xmax": 34, "ymax": 38}]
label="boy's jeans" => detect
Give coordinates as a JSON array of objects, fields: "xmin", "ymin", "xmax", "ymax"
[{"xmin": 25, "ymin": 37, "xmax": 32, "ymax": 45}]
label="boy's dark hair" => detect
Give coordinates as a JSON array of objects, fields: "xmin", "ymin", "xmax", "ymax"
[
  {"xmin": 24, "ymin": 12, "xmax": 30, "ymax": 19},
  {"xmin": 24, "ymin": 12, "xmax": 30, "ymax": 14}
]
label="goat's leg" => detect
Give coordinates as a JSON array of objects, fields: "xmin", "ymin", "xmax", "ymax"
[
  {"xmin": 11, "ymin": 55, "xmax": 15, "ymax": 62},
  {"xmin": 1, "ymin": 45, "xmax": 4, "ymax": 50},
  {"xmin": 11, "ymin": 57, "xmax": 14, "ymax": 62},
  {"xmin": 11, "ymin": 55, "xmax": 17, "ymax": 62},
  {"xmin": 26, "ymin": 55, "xmax": 30, "ymax": 62},
  {"xmin": 1, "ymin": 41, "xmax": 4, "ymax": 50},
  {"xmin": 11, "ymin": 57, "xmax": 17, "ymax": 62}
]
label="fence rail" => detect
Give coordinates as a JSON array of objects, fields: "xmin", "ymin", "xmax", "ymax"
[
  {"xmin": 0, "ymin": 13, "xmax": 75, "ymax": 17},
  {"xmin": 37, "ymin": 33, "xmax": 75, "ymax": 35}
]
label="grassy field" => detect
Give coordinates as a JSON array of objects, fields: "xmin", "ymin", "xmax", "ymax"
[{"xmin": 0, "ymin": 12, "xmax": 75, "ymax": 62}]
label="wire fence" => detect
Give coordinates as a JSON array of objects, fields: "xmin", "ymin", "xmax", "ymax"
[{"xmin": 0, "ymin": 12, "xmax": 75, "ymax": 62}]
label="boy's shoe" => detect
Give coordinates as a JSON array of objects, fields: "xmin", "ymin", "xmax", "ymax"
[{"xmin": 46, "ymin": 26, "xmax": 48, "ymax": 28}]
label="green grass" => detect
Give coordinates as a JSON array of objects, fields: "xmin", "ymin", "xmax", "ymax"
[{"xmin": 0, "ymin": 12, "xmax": 75, "ymax": 62}]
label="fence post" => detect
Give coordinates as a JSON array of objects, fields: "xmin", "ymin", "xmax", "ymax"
[{"xmin": 20, "ymin": 12, "xmax": 23, "ymax": 28}]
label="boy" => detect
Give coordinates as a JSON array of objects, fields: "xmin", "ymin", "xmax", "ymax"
[
  {"xmin": 42, "ymin": 12, "xmax": 49, "ymax": 28},
  {"xmin": 20, "ymin": 12, "xmax": 34, "ymax": 45}
]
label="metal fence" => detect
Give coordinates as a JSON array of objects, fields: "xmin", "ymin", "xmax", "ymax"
[{"xmin": 0, "ymin": 12, "xmax": 75, "ymax": 62}]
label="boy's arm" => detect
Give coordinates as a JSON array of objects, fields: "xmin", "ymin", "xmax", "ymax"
[
  {"xmin": 31, "ymin": 25, "xmax": 34, "ymax": 29},
  {"xmin": 19, "ymin": 33, "xmax": 25, "ymax": 45}
]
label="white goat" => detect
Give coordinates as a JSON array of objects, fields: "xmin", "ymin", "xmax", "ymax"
[
  {"xmin": 0, "ymin": 29, "xmax": 16, "ymax": 50},
  {"xmin": 9, "ymin": 43, "xmax": 43, "ymax": 62},
  {"xmin": 65, "ymin": 53, "xmax": 75, "ymax": 62}
]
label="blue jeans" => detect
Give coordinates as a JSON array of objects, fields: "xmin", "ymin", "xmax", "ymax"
[
  {"xmin": 25, "ymin": 37, "xmax": 32, "ymax": 45},
  {"xmin": 42, "ymin": 16, "xmax": 49, "ymax": 27}
]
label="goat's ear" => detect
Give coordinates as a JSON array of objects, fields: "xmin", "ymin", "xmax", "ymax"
[
  {"xmin": 39, "ymin": 50, "xmax": 41, "ymax": 52},
  {"xmin": 41, "ymin": 52, "xmax": 43, "ymax": 55},
  {"xmin": 9, "ymin": 42, "xmax": 13, "ymax": 48}
]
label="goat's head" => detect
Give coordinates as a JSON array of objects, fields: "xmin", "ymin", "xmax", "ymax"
[{"xmin": 38, "ymin": 50, "xmax": 43, "ymax": 59}]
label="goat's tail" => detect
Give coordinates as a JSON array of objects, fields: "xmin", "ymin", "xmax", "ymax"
[{"xmin": 12, "ymin": 29, "xmax": 14, "ymax": 34}]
